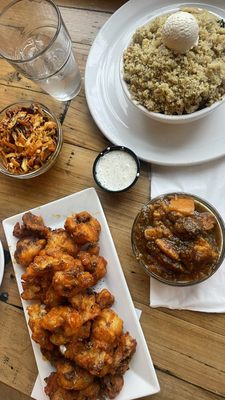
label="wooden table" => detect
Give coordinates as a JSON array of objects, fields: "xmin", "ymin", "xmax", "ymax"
[{"xmin": 0, "ymin": 1, "xmax": 225, "ymax": 400}]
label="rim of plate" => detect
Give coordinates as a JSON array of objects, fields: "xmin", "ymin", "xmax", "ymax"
[{"xmin": 0, "ymin": 241, "xmax": 4, "ymax": 286}]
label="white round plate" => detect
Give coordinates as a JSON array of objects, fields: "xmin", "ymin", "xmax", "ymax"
[
  {"xmin": 85, "ymin": 0, "xmax": 225, "ymax": 166},
  {"xmin": 0, "ymin": 241, "xmax": 4, "ymax": 286}
]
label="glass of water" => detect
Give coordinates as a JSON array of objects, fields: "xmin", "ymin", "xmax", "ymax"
[{"xmin": 0, "ymin": 0, "xmax": 81, "ymax": 101}]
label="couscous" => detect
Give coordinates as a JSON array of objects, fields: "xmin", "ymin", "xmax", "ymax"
[{"xmin": 123, "ymin": 8, "xmax": 225, "ymax": 115}]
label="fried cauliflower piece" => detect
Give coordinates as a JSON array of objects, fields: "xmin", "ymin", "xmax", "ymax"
[
  {"xmin": 95, "ymin": 289, "xmax": 114, "ymax": 309},
  {"xmin": 21, "ymin": 253, "xmax": 82, "ymax": 301},
  {"xmin": 56, "ymin": 360, "xmax": 94, "ymax": 390},
  {"xmin": 63, "ymin": 309, "xmax": 125, "ymax": 378},
  {"xmin": 14, "ymin": 237, "xmax": 46, "ymax": 267},
  {"xmin": 52, "ymin": 254, "xmax": 107, "ymax": 297},
  {"xmin": 49, "ymin": 290, "xmax": 115, "ymax": 345},
  {"xmin": 68, "ymin": 292, "xmax": 101, "ymax": 323},
  {"xmin": 41, "ymin": 305, "xmax": 83, "ymax": 337},
  {"xmin": 51, "ymin": 321, "xmax": 91, "ymax": 346},
  {"xmin": 22, "ymin": 253, "xmax": 82, "ymax": 282},
  {"xmin": 27, "ymin": 304, "xmax": 53, "ymax": 350},
  {"xmin": 64, "ymin": 340, "xmax": 114, "ymax": 377},
  {"xmin": 22, "ymin": 254, "xmax": 58, "ymax": 282},
  {"xmin": 22, "ymin": 282, "xmax": 43, "ymax": 301},
  {"xmin": 45, "ymin": 372, "xmax": 75, "ymax": 400},
  {"xmin": 64, "ymin": 331, "xmax": 136, "ymax": 379},
  {"xmin": 44, "ymin": 285, "xmax": 65, "ymax": 308},
  {"xmin": 92, "ymin": 309, "xmax": 123, "ymax": 349},
  {"xmin": 68, "ymin": 289, "xmax": 114, "ymax": 322},
  {"xmin": 45, "ymin": 229, "xmax": 80, "ymax": 257},
  {"xmin": 113, "ymin": 332, "xmax": 137, "ymax": 375},
  {"xmin": 45, "ymin": 371, "xmax": 100, "ymax": 400},
  {"xmin": 13, "ymin": 211, "xmax": 49, "ymax": 238},
  {"xmin": 65, "ymin": 211, "xmax": 101, "ymax": 245},
  {"xmin": 41, "ymin": 346, "xmax": 63, "ymax": 366},
  {"xmin": 86, "ymin": 244, "xmax": 100, "ymax": 256},
  {"xmin": 52, "ymin": 269, "xmax": 95, "ymax": 297},
  {"xmin": 77, "ymin": 251, "xmax": 107, "ymax": 282},
  {"xmin": 79, "ymin": 382, "xmax": 100, "ymax": 400},
  {"xmin": 101, "ymin": 374, "xmax": 124, "ymax": 399},
  {"xmin": 22, "ymin": 272, "xmax": 52, "ymax": 301}
]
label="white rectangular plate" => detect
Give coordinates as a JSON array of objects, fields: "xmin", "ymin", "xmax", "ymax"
[{"xmin": 2, "ymin": 187, "xmax": 160, "ymax": 399}]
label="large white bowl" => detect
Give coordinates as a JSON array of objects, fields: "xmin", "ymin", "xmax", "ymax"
[
  {"xmin": 120, "ymin": 74, "xmax": 225, "ymax": 124},
  {"xmin": 120, "ymin": 7, "xmax": 225, "ymax": 125}
]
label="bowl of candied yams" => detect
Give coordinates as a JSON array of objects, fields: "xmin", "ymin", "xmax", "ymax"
[
  {"xmin": 13, "ymin": 210, "xmax": 137, "ymax": 399},
  {"xmin": 131, "ymin": 192, "xmax": 225, "ymax": 286}
]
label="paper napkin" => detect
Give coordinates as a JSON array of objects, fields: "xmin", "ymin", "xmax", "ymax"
[
  {"xmin": 150, "ymin": 157, "xmax": 225, "ymax": 312},
  {"xmin": 31, "ymin": 308, "xmax": 142, "ymax": 400}
]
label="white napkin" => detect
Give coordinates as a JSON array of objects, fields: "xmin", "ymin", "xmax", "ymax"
[
  {"xmin": 150, "ymin": 157, "xmax": 225, "ymax": 312},
  {"xmin": 31, "ymin": 308, "xmax": 142, "ymax": 400}
]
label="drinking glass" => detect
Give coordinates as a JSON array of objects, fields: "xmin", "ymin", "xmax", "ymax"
[{"xmin": 0, "ymin": 0, "xmax": 81, "ymax": 101}]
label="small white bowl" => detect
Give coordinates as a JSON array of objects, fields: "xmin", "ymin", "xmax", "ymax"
[
  {"xmin": 93, "ymin": 145, "xmax": 140, "ymax": 192},
  {"xmin": 0, "ymin": 240, "xmax": 4, "ymax": 286}
]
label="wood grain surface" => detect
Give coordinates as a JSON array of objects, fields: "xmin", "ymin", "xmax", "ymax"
[{"xmin": 0, "ymin": 1, "xmax": 225, "ymax": 400}]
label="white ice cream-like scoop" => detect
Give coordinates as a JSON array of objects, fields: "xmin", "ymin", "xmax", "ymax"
[{"xmin": 162, "ymin": 11, "xmax": 199, "ymax": 53}]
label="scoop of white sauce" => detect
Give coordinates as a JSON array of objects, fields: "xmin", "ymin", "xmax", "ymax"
[
  {"xmin": 95, "ymin": 150, "xmax": 138, "ymax": 192},
  {"xmin": 162, "ymin": 11, "xmax": 199, "ymax": 53}
]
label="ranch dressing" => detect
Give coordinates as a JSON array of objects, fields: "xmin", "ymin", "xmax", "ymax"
[{"xmin": 95, "ymin": 150, "xmax": 139, "ymax": 191}]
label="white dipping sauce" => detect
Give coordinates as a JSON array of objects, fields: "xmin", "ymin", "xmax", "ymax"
[{"xmin": 95, "ymin": 150, "xmax": 138, "ymax": 191}]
